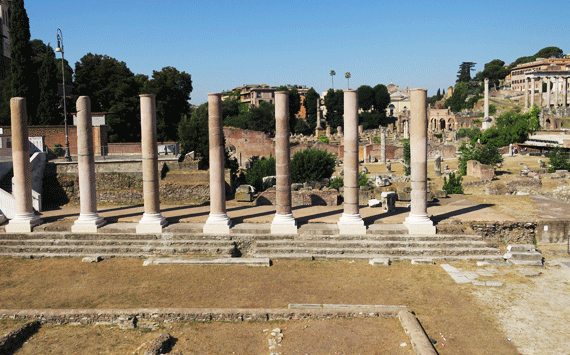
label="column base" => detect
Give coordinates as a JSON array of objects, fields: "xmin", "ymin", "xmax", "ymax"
[
  {"xmin": 337, "ymin": 213, "xmax": 367, "ymax": 235},
  {"xmin": 6, "ymin": 212, "xmax": 43, "ymax": 233},
  {"xmin": 271, "ymin": 213, "xmax": 297, "ymax": 235},
  {"xmin": 403, "ymin": 214, "xmax": 436, "ymax": 235},
  {"xmin": 71, "ymin": 213, "xmax": 106, "ymax": 233},
  {"xmin": 203, "ymin": 213, "xmax": 232, "ymax": 235},
  {"xmin": 136, "ymin": 212, "xmax": 168, "ymax": 234}
]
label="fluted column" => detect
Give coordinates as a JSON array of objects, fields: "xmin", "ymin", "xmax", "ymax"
[
  {"xmin": 380, "ymin": 126, "xmax": 386, "ymax": 164},
  {"xmin": 484, "ymin": 78, "xmax": 489, "ymax": 117},
  {"xmin": 546, "ymin": 77, "xmax": 551, "ymax": 109},
  {"xmin": 555, "ymin": 77, "xmax": 560, "ymax": 107},
  {"xmin": 271, "ymin": 91, "xmax": 296, "ymax": 234},
  {"xmin": 338, "ymin": 90, "xmax": 366, "ymax": 235},
  {"xmin": 6, "ymin": 98, "xmax": 42, "ymax": 232},
  {"xmin": 72, "ymin": 96, "xmax": 106, "ymax": 233},
  {"xmin": 524, "ymin": 78, "xmax": 529, "ymax": 108},
  {"xmin": 203, "ymin": 93, "xmax": 231, "ymax": 234},
  {"xmin": 403, "ymin": 89, "xmax": 435, "ymax": 235},
  {"xmin": 136, "ymin": 94, "xmax": 167, "ymax": 233},
  {"xmin": 530, "ymin": 76, "xmax": 535, "ymax": 107},
  {"xmin": 564, "ymin": 77, "xmax": 568, "ymax": 108}
]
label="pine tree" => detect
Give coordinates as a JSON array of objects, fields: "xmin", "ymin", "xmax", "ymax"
[
  {"xmin": 9, "ymin": 0, "xmax": 33, "ymax": 99},
  {"xmin": 36, "ymin": 45, "xmax": 61, "ymax": 125}
]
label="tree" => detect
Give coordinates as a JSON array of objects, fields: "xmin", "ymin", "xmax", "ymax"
[
  {"xmin": 456, "ymin": 62, "xmax": 476, "ymax": 83},
  {"xmin": 477, "ymin": 107, "xmax": 540, "ymax": 148},
  {"xmin": 324, "ymin": 89, "xmax": 344, "ymax": 131},
  {"xmin": 457, "ymin": 143, "xmax": 503, "ymax": 175},
  {"xmin": 445, "ymin": 82, "xmax": 469, "ymax": 112},
  {"xmin": 74, "ymin": 53, "xmax": 143, "ymax": 142},
  {"xmin": 143, "ymin": 66, "xmax": 193, "ymax": 142},
  {"xmin": 302, "ymin": 87, "xmax": 320, "ymax": 132},
  {"xmin": 330, "ymin": 70, "xmax": 336, "ymax": 89},
  {"xmin": 475, "ymin": 59, "xmax": 509, "ymax": 90},
  {"xmin": 509, "ymin": 46, "xmax": 564, "ymax": 69},
  {"xmin": 290, "ymin": 148, "xmax": 336, "ymax": 183},
  {"xmin": 548, "ymin": 147, "xmax": 570, "ymax": 172},
  {"xmin": 345, "ymin": 72, "xmax": 351, "ymax": 89},
  {"xmin": 373, "ymin": 84, "xmax": 390, "ymax": 116},
  {"xmin": 357, "ymin": 85, "xmax": 375, "ymax": 111},
  {"xmin": 442, "ymin": 173, "xmax": 463, "ymax": 194},
  {"xmin": 178, "ymin": 103, "xmax": 208, "ymax": 168},
  {"xmin": 9, "ymin": 0, "xmax": 33, "ymax": 101},
  {"xmin": 245, "ymin": 156, "xmax": 276, "ymax": 192},
  {"xmin": 36, "ymin": 45, "xmax": 60, "ymax": 125}
]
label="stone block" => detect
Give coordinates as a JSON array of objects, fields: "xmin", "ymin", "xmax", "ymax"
[
  {"xmin": 435, "ymin": 189, "xmax": 448, "ymax": 199},
  {"xmin": 82, "ymin": 256, "xmax": 102, "ymax": 263},
  {"xmin": 369, "ymin": 258, "xmax": 391, "ymax": 266},
  {"xmin": 466, "ymin": 160, "xmax": 494, "ymax": 181},
  {"xmin": 235, "ymin": 191, "xmax": 253, "ymax": 202}
]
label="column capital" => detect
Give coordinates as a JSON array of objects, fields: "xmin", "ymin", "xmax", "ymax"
[{"xmin": 139, "ymin": 94, "xmax": 156, "ymax": 99}]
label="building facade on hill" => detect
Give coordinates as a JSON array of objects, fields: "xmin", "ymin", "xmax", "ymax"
[
  {"xmin": 509, "ymin": 57, "xmax": 570, "ymax": 91},
  {"xmin": 0, "ymin": 0, "xmax": 10, "ymax": 80}
]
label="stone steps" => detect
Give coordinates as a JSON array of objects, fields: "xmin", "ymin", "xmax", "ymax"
[
  {"xmin": 253, "ymin": 246, "xmax": 500, "ymax": 257},
  {"xmin": 294, "ymin": 234, "xmax": 484, "ymax": 242},
  {"xmin": 254, "ymin": 253, "xmax": 504, "ymax": 262},
  {"xmin": 0, "ymin": 244, "xmax": 236, "ymax": 256},
  {"xmin": 0, "ymin": 238, "xmax": 233, "ymax": 247}
]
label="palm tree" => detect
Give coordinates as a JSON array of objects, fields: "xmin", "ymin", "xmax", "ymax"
[
  {"xmin": 345, "ymin": 72, "xmax": 351, "ymax": 89},
  {"xmin": 330, "ymin": 70, "xmax": 336, "ymax": 89}
]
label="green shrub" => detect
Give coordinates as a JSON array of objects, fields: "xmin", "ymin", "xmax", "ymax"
[
  {"xmin": 52, "ymin": 143, "xmax": 63, "ymax": 157},
  {"xmin": 434, "ymin": 133, "xmax": 443, "ymax": 139},
  {"xmin": 442, "ymin": 172, "xmax": 463, "ymax": 194},
  {"xmin": 291, "ymin": 148, "xmax": 336, "ymax": 183},
  {"xmin": 328, "ymin": 171, "xmax": 369, "ymax": 191},
  {"xmin": 457, "ymin": 143, "xmax": 503, "ymax": 175},
  {"xmin": 457, "ymin": 127, "xmax": 480, "ymax": 139},
  {"xmin": 373, "ymin": 136, "xmax": 381, "ymax": 144},
  {"xmin": 358, "ymin": 171, "xmax": 369, "ymax": 187},
  {"xmin": 317, "ymin": 135, "xmax": 329, "ymax": 144},
  {"xmin": 244, "ymin": 156, "xmax": 276, "ymax": 192},
  {"xmin": 548, "ymin": 147, "xmax": 570, "ymax": 172}
]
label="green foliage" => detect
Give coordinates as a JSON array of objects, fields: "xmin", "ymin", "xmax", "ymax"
[
  {"xmin": 329, "ymin": 176, "xmax": 343, "ymax": 191},
  {"xmin": 457, "ymin": 143, "xmax": 503, "ymax": 175},
  {"xmin": 358, "ymin": 171, "xmax": 369, "ymax": 187},
  {"xmin": 223, "ymin": 101, "xmax": 275, "ymax": 134},
  {"xmin": 143, "ymin": 66, "xmax": 193, "ymax": 142},
  {"xmin": 476, "ymin": 107, "xmax": 540, "ymax": 148},
  {"xmin": 547, "ymin": 147, "xmax": 570, "ymax": 172},
  {"xmin": 245, "ymin": 157, "xmax": 276, "ymax": 192},
  {"xmin": 303, "ymin": 87, "xmax": 320, "ymax": 132},
  {"xmin": 291, "ymin": 148, "xmax": 336, "ymax": 183},
  {"xmin": 475, "ymin": 59, "xmax": 509, "ymax": 89},
  {"xmin": 456, "ymin": 62, "xmax": 476, "ymax": 83},
  {"xmin": 373, "ymin": 84, "xmax": 391, "ymax": 113},
  {"xmin": 324, "ymin": 89, "xmax": 344, "ymax": 131},
  {"xmin": 317, "ymin": 135, "xmax": 329, "ymax": 144},
  {"xmin": 36, "ymin": 45, "xmax": 61, "ymax": 125},
  {"xmin": 509, "ymin": 47, "xmax": 564, "ymax": 69},
  {"xmin": 52, "ymin": 143, "xmax": 63, "ymax": 157},
  {"xmin": 178, "ymin": 104, "xmax": 209, "ymax": 168},
  {"xmin": 434, "ymin": 133, "xmax": 442, "ymax": 139},
  {"xmin": 403, "ymin": 141, "xmax": 411, "ymax": 176},
  {"xmin": 373, "ymin": 136, "xmax": 381, "ymax": 144},
  {"xmin": 489, "ymin": 104, "xmax": 497, "ymax": 116},
  {"xmin": 457, "ymin": 127, "xmax": 480, "ymax": 139},
  {"xmin": 358, "ymin": 85, "xmax": 375, "ymax": 111},
  {"xmin": 442, "ymin": 173, "xmax": 464, "ymax": 194},
  {"xmin": 274, "ymin": 86, "xmax": 301, "ymax": 132},
  {"xmin": 10, "ymin": 0, "xmax": 32, "ymax": 100}
]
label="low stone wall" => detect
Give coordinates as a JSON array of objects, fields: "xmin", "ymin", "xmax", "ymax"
[
  {"xmin": 255, "ymin": 188, "xmax": 339, "ymax": 206},
  {"xmin": 437, "ymin": 221, "xmax": 537, "ymax": 245},
  {"xmin": 466, "ymin": 160, "xmax": 494, "ymax": 181}
]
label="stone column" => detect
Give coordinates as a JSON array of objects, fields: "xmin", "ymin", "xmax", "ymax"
[
  {"xmin": 271, "ymin": 91, "xmax": 296, "ymax": 235},
  {"xmin": 524, "ymin": 77, "xmax": 529, "ymax": 108},
  {"xmin": 72, "ymin": 96, "xmax": 106, "ymax": 233},
  {"xmin": 546, "ymin": 77, "xmax": 551, "ymax": 109},
  {"xmin": 484, "ymin": 78, "xmax": 489, "ymax": 118},
  {"xmin": 555, "ymin": 77, "xmax": 560, "ymax": 107},
  {"xmin": 403, "ymin": 120, "xmax": 409, "ymax": 139},
  {"xmin": 380, "ymin": 126, "xmax": 386, "ymax": 164},
  {"xmin": 5, "ymin": 98, "xmax": 42, "ymax": 232},
  {"xmin": 337, "ymin": 126, "xmax": 343, "ymax": 136},
  {"xmin": 530, "ymin": 76, "xmax": 535, "ymax": 107},
  {"xmin": 326, "ymin": 126, "xmax": 331, "ymax": 137},
  {"xmin": 316, "ymin": 98, "xmax": 322, "ymax": 129},
  {"xmin": 538, "ymin": 78, "xmax": 543, "ymax": 107},
  {"xmin": 203, "ymin": 93, "xmax": 231, "ymax": 234},
  {"xmin": 403, "ymin": 89, "xmax": 435, "ymax": 235},
  {"xmin": 338, "ymin": 90, "xmax": 366, "ymax": 235},
  {"xmin": 564, "ymin": 77, "xmax": 568, "ymax": 108},
  {"xmin": 136, "ymin": 94, "xmax": 167, "ymax": 233}
]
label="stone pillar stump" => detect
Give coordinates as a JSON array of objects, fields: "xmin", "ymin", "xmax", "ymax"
[
  {"xmin": 203, "ymin": 93, "xmax": 231, "ymax": 234},
  {"xmin": 380, "ymin": 126, "xmax": 386, "ymax": 164},
  {"xmin": 136, "ymin": 94, "xmax": 167, "ymax": 233},
  {"xmin": 6, "ymin": 98, "xmax": 42, "ymax": 233},
  {"xmin": 271, "ymin": 92, "xmax": 296, "ymax": 234},
  {"xmin": 72, "ymin": 96, "xmax": 106, "ymax": 233},
  {"xmin": 403, "ymin": 89, "xmax": 435, "ymax": 235},
  {"xmin": 338, "ymin": 90, "xmax": 366, "ymax": 235}
]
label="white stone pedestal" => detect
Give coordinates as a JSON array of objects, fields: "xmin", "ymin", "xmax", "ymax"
[
  {"xmin": 136, "ymin": 212, "xmax": 168, "ymax": 234},
  {"xmin": 271, "ymin": 213, "xmax": 297, "ymax": 235},
  {"xmin": 6, "ymin": 212, "xmax": 42, "ymax": 233},
  {"xmin": 72, "ymin": 213, "xmax": 106, "ymax": 233},
  {"xmin": 403, "ymin": 214, "xmax": 436, "ymax": 235},
  {"xmin": 337, "ymin": 213, "xmax": 367, "ymax": 235},
  {"xmin": 203, "ymin": 213, "xmax": 231, "ymax": 234}
]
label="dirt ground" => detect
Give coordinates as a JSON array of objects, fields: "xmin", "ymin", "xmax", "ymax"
[{"xmin": 0, "ymin": 258, "xmax": 519, "ymax": 355}]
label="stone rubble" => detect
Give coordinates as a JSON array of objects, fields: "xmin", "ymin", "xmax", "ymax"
[{"xmin": 265, "ymin": 327, "xmax": 284, "ymax": 355}]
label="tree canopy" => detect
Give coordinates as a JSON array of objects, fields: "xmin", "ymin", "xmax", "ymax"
[
  {"xmin": 324, "ymin": 89, "xmax": 344, "ymax": 131},
  {"xmin": 475, "ymin": 59, "xmax": 509, "ymax": 89},
  {"xmin": 509, "ymin": 46, "xmax": 564, "ymax": 69},
  {"xmin": 36, "ymin": 45, "xmax": 61, "ymax": 125},
  {"xmin": 456, "ymin": 62, "xmax": 476, "ymax": 83}
]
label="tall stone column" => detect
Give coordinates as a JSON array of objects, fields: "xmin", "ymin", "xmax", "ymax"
[
  {"xmin": 380, "ymin": 126, "xmax": 386, "ymax": 164},
  {"xmin": 5, "ymin": 98, "xmax": 42, "ymax": 232},
  {"xmin": 203, "ymin": 93, "xmax": 231, "ymax": 234},
  {"xmin": 524, "ymin": 78, "xmax": 529, "ymax": 108},
  {"xmin": 484, "ymin": 78, "xmax": 489, "ymax": 117},
  {"xmin": 338, "ymin": 90, "xmax": 366, "ymax": 235},
  {"xmin": 72, "ymin": 96, "xmax": 106, "ymax": 233},
  {"xmin": 136, "ymin": 94, "xmax": 167, "ymax": 233},
  {"xmin": 554, "ymin": 76, "xmax": 560, "ymax": 108},
  {"xmin": 403, "ymin": 89, "xmax": 435, "ymax": 235},
  {"xmin": 403, "ymin": 120, "xmax": 409, "ymax": 139},
  {"xmin": 538, "ymin": 78, "xmax": 543, "ymax": 107},
  {"xmin": 564, "ymin": 77, "xmax": 568, "ymax": 108},
  {"xmin": 530, "ymin": 76, "xmax": 535, "ymax": 107},
  {"xmin": 271, "ymin": 91, "xmax": 296, "ymax": 234},
  {"xmin": 546, "ymin": 77, "xmax": 551, "ymax": 109}
]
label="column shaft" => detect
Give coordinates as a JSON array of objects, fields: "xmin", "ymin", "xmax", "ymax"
[
  {"xmin": 403, "ymin": 89, "xmax": 435, "ymax": 235},
  {"xmin": 72, "ymin": 96, "xmax": 105, "ymax": 232},
  {"xmin": 271, "ymin": 92, "xmax": 296, "ymax": 234},
  {"xmin": 546, "ymin": 77, "xmax": 551, "ymax": 109},
  {"xmin": 555, "ymin": 77, "xmax": 560, "ymax": 107},
  {"xmin": 204, "ymin": 93, "xmax": 231, "ymax": 234},
  {"xmin": 524, "ymin": 78, "xmax": 529, "ymax": 108},
  {"xmin": 380, "ymin": 126, "xmax": 386, "ymax": 164},
  {"xmin": 484, "ymin": 78, "xmax": 489, "ymax": 118},
  {"xmin": 337, "ymin": 90, "xmax": 365, "ymax": 234},
  {"xmin": 564, "ymin": 77, "xmax": 568, "ymax": 108},
  {"xmin": 136, "ymin": 94, "xmax": 167, "ymax": 233},
  {"xmin": 6, "ymin": 98, "xmax": 42, "ymax": 232}
]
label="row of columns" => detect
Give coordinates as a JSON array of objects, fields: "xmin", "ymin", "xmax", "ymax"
[
  {"xmin": 8, "ymin": 89, "xmax": 435, "ymax": 236},
  {"xmin": 524, "ymin": 76, "xmax": 570, "ymax": 109}
]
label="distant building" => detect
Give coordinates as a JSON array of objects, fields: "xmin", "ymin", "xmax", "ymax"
[
  {"xmin": 0, "ymin": 0, "xmax": 10, "ymax": 79},
  {"xmin": 509, "ymin": 57, "xmax": 570, "ymax": 91},
  {"xmin": 386, "ymin": 84, "xmax": 410, "ymax": 117}
]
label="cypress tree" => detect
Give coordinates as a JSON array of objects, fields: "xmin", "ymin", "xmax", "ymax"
[
  {"xmin": 36, "ymin": 45, "xmax": 60, "ymax": 125},
  {"xmin": 9, "ymin": 0, "xmax": 32, "ymax": 99}
]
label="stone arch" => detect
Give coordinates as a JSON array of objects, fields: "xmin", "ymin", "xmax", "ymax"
[
  {"xmin": 447, "ymin": 117, "xmax": 457, "ymax": 131},
  {"xmin": 545, "ymin": 118, "xmax": 551, "ymax": 129},
  {"xmin": 439, "ymin": 118, "xmax": 446, "ymax": 131}
]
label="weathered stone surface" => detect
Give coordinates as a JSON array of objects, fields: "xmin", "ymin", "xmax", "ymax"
[
  {"xmin": 235, "ymin": 192, "xmax": 253, "ymax": 202},
  {"xmin": 255, "ymin": 189, "xmax": 339, "ymax": 206},
  {"xmin": 144, "ymin": 333, "xmax": 174, "ymax": 355},
  {"xmin": 82, "ymin": 256, "xmax": 102, "ymax": 263},
  {"xmin": 466, "ymin": 160, "xmax": 494, "ymax": 181},
  {"xmin": 0, "ymin": 320, "xmax": 40, "ymax": 354}
]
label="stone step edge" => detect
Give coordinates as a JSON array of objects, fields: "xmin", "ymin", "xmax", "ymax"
[
  {"xmin": 253, "ymin": 253, "xmax": 504, "ymax": 261},
  {"xmin": 143, "ymin": 257, "xmax": 270, "ymax": 267}
]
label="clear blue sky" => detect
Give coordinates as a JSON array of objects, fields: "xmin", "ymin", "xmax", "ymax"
[{"xmin": 25, "ymin": 0, "xmax": 569, "ymax": 104}]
